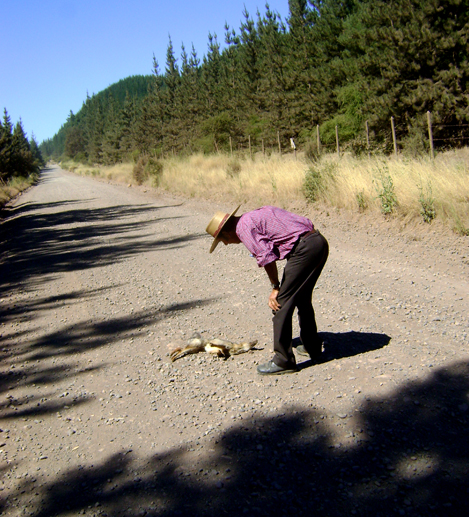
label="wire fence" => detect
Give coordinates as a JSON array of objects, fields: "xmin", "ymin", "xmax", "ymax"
[{"xmin": 225, "ymin": 112, "xmax": 469, "ymax": 159}]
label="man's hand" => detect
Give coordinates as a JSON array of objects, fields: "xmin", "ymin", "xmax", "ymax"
[{"xmin": 268, "ymin": 289, "xmax": 281, "ymax": 311}]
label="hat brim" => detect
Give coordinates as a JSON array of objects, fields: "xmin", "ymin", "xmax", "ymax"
[{"xmin": 209, "ymin": 205, "xmax": 240, "ymax": 253}]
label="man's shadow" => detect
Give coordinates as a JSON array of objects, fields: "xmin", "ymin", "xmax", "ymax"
[{"xmin": 293, "ymin": 331, "xmax": 391, "ymax": 369}]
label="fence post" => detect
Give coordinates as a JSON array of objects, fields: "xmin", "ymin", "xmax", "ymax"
[
  {"xmin": 365, "ymin": 120, "xmax": 370, "ymax": 158},
  {"xmin": 277, "ymin": 131, "xmax": 281, "ymax": 155},
  {"xmin": 290, "ymin": 138, "xmax": 297, "ymax": 160},
  {"xmin": 316, "ymin": 125, "xmax": 321, "ymax": 155},
  {"xmin": 229, "ymin": 136, "xmax": 233, "ymax": 156},
  {"xmin": 262, "ymin": 139, "xmax": 265, "ymax": 156},
  {"xmin": 391, "ymin": 116, "xmax": 398, "ymax": 156},
  {"xmin": 335, "ymin": 126, "xmax": 340, "ymax": 157},
  {"xmin": 427, "ymin": 111, "xmax": 435, "ymax": 159},
  {"xmin": 249, "ymin": 135, "xmax": 252, "ymax": 160}
]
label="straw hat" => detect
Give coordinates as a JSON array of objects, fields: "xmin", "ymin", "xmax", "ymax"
[{"xmin": 206, "ymin": 205, "xmax": 241, "ymax": 253}]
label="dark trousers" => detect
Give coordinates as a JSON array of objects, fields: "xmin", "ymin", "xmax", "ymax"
[{"xmin": 272, "ymin": 231, "xmax": 329, "ymax": 368}]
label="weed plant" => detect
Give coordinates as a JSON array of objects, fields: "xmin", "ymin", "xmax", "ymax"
[
  {"xmin": 374, "ymin": 167, "xmax": 398, "ymax": 215},
  {"xmin": 418, "ymin": 181, "xmax": 436, "ymax": 223}
]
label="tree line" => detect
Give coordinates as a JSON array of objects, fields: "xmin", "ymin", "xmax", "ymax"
[
  {"xmin": 40, "ymin": 0, "xmax": 469, "ymax": 164},
  {"xmin": 0, "ymin": 108, "xmax": 44, "ymax": 182}
]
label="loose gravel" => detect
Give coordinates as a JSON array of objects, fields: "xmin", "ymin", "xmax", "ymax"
[{"xmin": 0, "ymin": 166, "xmax": 468, "ymax": 516}]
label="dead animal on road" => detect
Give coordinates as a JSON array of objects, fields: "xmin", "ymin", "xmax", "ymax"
[{"xmin": 169, "ymin": 332, "xmax": 258, "ymax": 362}]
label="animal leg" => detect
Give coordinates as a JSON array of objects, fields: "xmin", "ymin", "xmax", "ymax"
[{"xmin": 170, "ymin": 344, "xmax": 206, "ymax": 362}]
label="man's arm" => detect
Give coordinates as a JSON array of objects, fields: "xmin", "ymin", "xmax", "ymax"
[{"xmin": 264, "ymin": 261, "xmax": 281, "ymax": 311}]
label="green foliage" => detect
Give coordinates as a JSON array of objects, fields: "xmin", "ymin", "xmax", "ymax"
[
  {"xmin": 132, "ymin": 156, "xmax": 147, "ymax": 185},
  {"xmin": 245, "ymin": 115, "xmax": 269, "ymax": 142},
  {"xmin": 201, "ymin": 113, "xmax": 236, "ymax": 152},
  {"xmin": 356, "ymin": 190, "xmax": 367, "ymax": 211},
  {"xmin": 40, "ymin": 0, "xmax": 469, "ymax": 161},
  {"xmin": 374, "ymin": 166, "xmax": 398, "ymax": 215},
  {"xmin": 321, "ymin": 84, "xmax": 365, "ymax": 144},
  {"xmin": 401, "ymin": 119, "xmax": 428, "ymax": 158},
  {"xmin": 64, "ymin": 126, "xmax": 86, "ymax": 159},
  {"xmin": 418, "ymin": 181, "xmax": 436, "ymax": 223},
  {"xmin": 145, "ymin": 157, "xmax": 164, "ymax": 186},
  {"xmin": 303, "ymin": 161, "xmax": 336, "ymax": 203},
  {"xmin": 1, "ymin": 110, "xmax": 42, "ymax": 182},
  {"xmin": 132, "ymin": 155, "xmax": 164, "ymax": 186}
]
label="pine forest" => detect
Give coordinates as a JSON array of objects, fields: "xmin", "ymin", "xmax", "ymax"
[
  {"xmin": 0, "ymin": 109, "xmax": 44, "ymax": 183},
  {"xmin": 38, "ymin": 0, "xmax": 469, "ymax": 164}
]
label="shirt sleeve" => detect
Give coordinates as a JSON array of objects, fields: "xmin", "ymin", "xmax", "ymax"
[{"xmin": 238, "ymin": 220, "xmax": 280, "ymax": 267}]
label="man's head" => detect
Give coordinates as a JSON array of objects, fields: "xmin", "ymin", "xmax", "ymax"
[{"xmin": 206, "ymin": 205, "xmax": 241, "ymax": 253}]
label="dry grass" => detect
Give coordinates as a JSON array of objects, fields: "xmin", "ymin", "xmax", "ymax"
[
  {"xmin": 61, "ymin": 160, "xmax": 133, "ymax": 183},
  {"xmin": 313, "ymin": 150, "xmax": 468, "ymax": 232},
  {"xmin": 159, "ymin": 152, "xmax": 305, "ymax": 208},
  {"xmin": 61, "ymin": 148, "xmax": 469, "ymax": 235},
  {"xmin": 0, "ymin": 175, "xmax": 37, "ymax": 208}
]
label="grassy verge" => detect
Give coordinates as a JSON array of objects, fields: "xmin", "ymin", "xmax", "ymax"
[
  {"xmin": 60, "ymin": 148, "xmax": 469, "ymax": 235},
  {"xmin": 0, "ymin": 174, "xmax": 39, "ymax": 209}
]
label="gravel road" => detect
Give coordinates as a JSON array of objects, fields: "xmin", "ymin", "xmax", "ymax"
[{"xmin": 1, "ymin": 165, "xmax": 468, "ymax": 516}]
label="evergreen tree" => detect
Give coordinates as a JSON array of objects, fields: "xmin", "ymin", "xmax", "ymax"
[
  {"xmin": 12, "ymin": 119, "xmax": 33, "ymax": 174},
  {"xmin": 134, "ymin": 57, "xmax": 165, "ymax": 153},
  {"xmin": 101, "ymin": 93, "xmax": 122, "ymax": 164},
  {"xmin": 238, "ymin": 8, "xmax": 262, "ymax": 116},
  {"xmin": 178, "ymin": 44, "xmax": 203, "ymax": 150},
  {"xmin": 64, "ymin": 126, "xmax": 86, "ymax": 158},
  {"xmin": 0, "ymin": 109, "xmax": 14, "ymax": 180},
  {"xmin": 339, "ymin": 0, "xmax": 469, "ymax": 147},
  {"xmin": 161, "ymin": 36, "xmax": 181, "ymax": 152},
  {"xmin": 29, "ymin": 133, "xmax": 45, "ymax": 168},
  {"xmin": 119, "ymin": 91, "xmax": 137, "ymax": 157},
  {"xmin": 257, "ymin": 5, "xmax": 288, "ymax": 144}
]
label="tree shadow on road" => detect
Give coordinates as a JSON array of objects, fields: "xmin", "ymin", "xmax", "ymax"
[
  {"xmin": 0, "ymin": 297, "xmax": 218, "ymax": 418},
  {"xmin": 6, "ymin": 361, "xmax": 469, "ymax": 516},
  {"xmin": 0, "ymin": 199, "xmax": 201, "ymax": 296}
]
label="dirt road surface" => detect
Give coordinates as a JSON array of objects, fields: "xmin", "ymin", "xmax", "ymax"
[{"xmin": 1, "ymin": 166, "xmax": 468, "ymax": 516}]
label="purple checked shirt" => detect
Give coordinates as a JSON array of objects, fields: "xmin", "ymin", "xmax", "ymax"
[{"xmin": 236, "ymin": 206, "xmax": 314, "ymax": 267}]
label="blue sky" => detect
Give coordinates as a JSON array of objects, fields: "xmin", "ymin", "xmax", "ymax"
[{"xmin": 1, "ymin": 0, "xmax": 291, "ymax": 144}]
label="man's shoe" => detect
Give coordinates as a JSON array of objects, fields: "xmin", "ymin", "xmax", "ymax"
[
  {"xmin": 257, "ymin": 360, "xmax": 297, "ymax": 375},
  {"xmin": 296, "ymin": 344, "xmax": 322, "ymax": 360}
]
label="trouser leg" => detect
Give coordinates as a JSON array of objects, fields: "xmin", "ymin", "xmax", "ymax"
[{"xmin": 272, "ymin": 233, "xmax": 328, "ymax": 368}]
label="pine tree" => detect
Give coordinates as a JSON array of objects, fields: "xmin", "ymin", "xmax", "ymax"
[
  {"xmin": 339, "ymin": 0, "xmax": 469, "ymax": 148},
  {"xmin": 29, "ymin": 133, "xmax": 45, "ymax": 168},
  {"xmin": 178, "ymin": 44, "xmax": 203, "ymax": 150},
  {"xmin": 101, "ymin": 93, "xmax": 122, "ymax": 164},
  {"xmin": 257, "ymin": 5, "xmax": 288, "ymax": 145},
  {"xmin": 64, "ymin": 126, "xmax": 86, "ymax": 158},
  {"xmin": 161, "ymin": 36, "xmax": 181, "ymax": 152},
  {"xmin": 134, "ymin": 57, "xmax": 165, "ymax": 153},
  {"xmin": 0, "ymin": 109, "xmax": 14, "ymax": 180},
  {"xmin": 119, "ymin": 91, "xmax": 136, "ymax": 157},
  {"xmin": 238, "ymin": 7, "xmax": 262, "ymax": 116},
  {"xmin": 12, "ymin": 119, "xmax": 38, "ymax": 175}
]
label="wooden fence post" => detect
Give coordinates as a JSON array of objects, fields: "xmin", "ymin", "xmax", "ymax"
[
  {"xmin": 316, "ymin": 125, "xmax": 321, "ymax": 155},
  {"xmin": 249, "ymin": 135, "xmax": 252, "ymax": 159},
  {"xmin": 365, "ymin": 120, "xmax": 370, "ymax": 158},
  {"xmin": 290, "ymin": 138, "xmax": 297, "ymax": 160},
  {"xmin": 335, "ymin": 126, "xmax": 340, "ymax": 157},
  {"xmin": 427, "ymin": 111, "xmax": 435, "ymax": 159},
  {"xmin": 391, "ymin": 116, "xmax": 398, "ymax": 156},
  {"xmin": 262, "ymin": 139, "xmax": 265, "ymax": 156},
  {"xmin": 277, "ymin": 131, "xmax": 281, "ymax": 155},
  {"xmin": 229, "ymin": 136, "xmax": 233, "ymax": 156}
]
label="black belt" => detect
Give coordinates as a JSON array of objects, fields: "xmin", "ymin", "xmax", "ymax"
[
  {"xmin": 300, "ymin": 230, "xmax": 317, "ymax": 239},
  {"xmin": 287, "ymin": 230, "xmax": 318, "ymax": 258}
]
